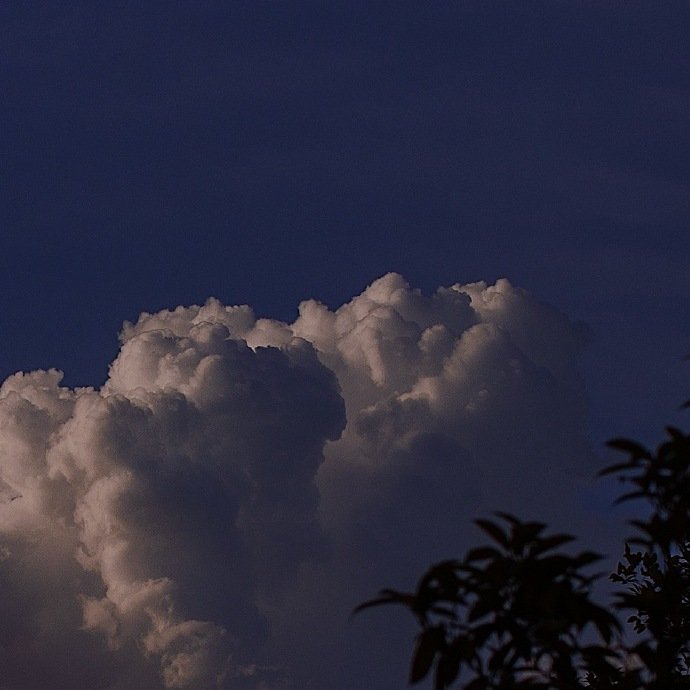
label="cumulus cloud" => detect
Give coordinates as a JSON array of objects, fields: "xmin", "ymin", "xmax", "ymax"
[{"xmin": 0, "ymin": 274, "xmax": 597, "ymax": 689}]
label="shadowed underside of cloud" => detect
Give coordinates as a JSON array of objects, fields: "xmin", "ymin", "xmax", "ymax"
[{"xmin": 0, "ymin": 274, "xmax": 595, "ymax": 689}]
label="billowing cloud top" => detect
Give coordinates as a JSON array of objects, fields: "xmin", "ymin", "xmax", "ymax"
[{"xmin": 0, "ymin": 274, "xmax": 594, "ymax": 690}]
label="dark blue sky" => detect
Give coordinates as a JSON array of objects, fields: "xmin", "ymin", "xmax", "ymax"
[{"xmin": 2, "ymin": 0, "xmax": 689, "ymax": 445}]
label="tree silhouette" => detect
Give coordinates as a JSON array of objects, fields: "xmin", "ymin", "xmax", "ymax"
[
  {"xmin": 604, "ymin": 428, "xmax": 690, "ymax": 689},
  {"xmin": 356, "ymin": 417, "xmax": 690, "ymax": 688}
]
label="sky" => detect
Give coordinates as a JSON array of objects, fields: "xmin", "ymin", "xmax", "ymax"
[{"xmin": 0, "ymin": 2, "xmax": 689, "ymax": 689}]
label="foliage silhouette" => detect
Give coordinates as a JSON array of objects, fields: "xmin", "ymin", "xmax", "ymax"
[
  {"xmin": 356, "ymin": 420, "xmax": 690, "ymax": 688},
  {"xmin": 603, "ymin": 428, "xmax": 690, "ymax": 689}
]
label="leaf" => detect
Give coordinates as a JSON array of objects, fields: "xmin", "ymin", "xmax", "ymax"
[
  {"xmin": 613, "ymin": 490, "xmax": 647, "ymax": 504},
  {"xmin": 465, "ymin": 546, "xmax": 502, "ymax": 562},
  {"xmin": 417, "ymin": 560, "xmax": 461, "ymax": 601},
  {"xmin": 588, "ymin": 605, "xmax": 620, "ymax": 642},
  {"xmin": 473, "ymin": 518, "xmax": 508, "ymax": 547},
  {"xmin": 606, "ymin": 438, "xmax": 651, "ymax": 458},
  {"xmin": 352, "ymin": 589, "xmax": 414, "ymax": 616},
  {"xmin": 631, "ymin": 641, "xmax": 656, "ymax": 668},
  {"xmin": 428, "ymin": 605, "xmax": 458, "ymax": 620},
  {"xmin": 435, "ymin": 650, "xmax": 460, "ymax": 690},
  {"xmin": 528, "ymin": 534, "xmax": 576, "ymax": 557},
  {"xmin": 512, "ymin": 521, "xmax": 548, "ymax": 549},
  {"xmin": 665, "ymin": 425, "xmax": 686, "ymax": 440},
  {"xmin": 409, "ymin": 627, "xmax": 443, "ymax": 684},
  {"xmin": 493, "ymin": 511, "xmax": 521, "ymax": 525},
  {"xmin": 536, "ymin": 554, "xmax": 574, "ymax": 575},
  {"xmin": 597, "ymin": 462, "xmax": 637, "ymax": 477},
  {"xmin": 422, "ymin": 559, "xmax": 462, "ymax": 581},
  {"xmin": 487, "ymin": 641, "xmax": 512, "ymax": 672},
  {"xmin": 468, "ymin": 593, "xmax": 499, "ymax": 622},
  {"xmin": 473, "ymin": 622, "xmax": 495, "ymax": 646}
]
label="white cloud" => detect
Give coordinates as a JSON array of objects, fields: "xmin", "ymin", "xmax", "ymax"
[{"xmin": 0, "ymin": 274, "xmax": 597, "ymax": 689}]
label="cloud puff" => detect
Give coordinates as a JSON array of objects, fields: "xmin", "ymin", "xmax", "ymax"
[{"xmin": 0, "ymin": 274, "xmax": 596, "ymax": 689}]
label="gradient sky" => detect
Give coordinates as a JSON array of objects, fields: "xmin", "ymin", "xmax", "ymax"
[
  {"xmin": 3, "ymin": 1, "xmax": 689, "ymax": 442},
  {"xmin": 1, "ymin": 3, "xmax": 689, "ymax": 689}
]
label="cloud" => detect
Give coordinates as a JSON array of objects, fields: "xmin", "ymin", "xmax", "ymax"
[{"xmin": 0, "ymin": 274, "xmax": 597, "ymax": 689}]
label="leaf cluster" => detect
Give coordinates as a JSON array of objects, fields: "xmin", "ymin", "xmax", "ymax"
[
  {"xmin": 603, "ymin": 430, "xmax": 690, "ymax": 689},
  {"xmin": 356, "ymin": 514, "xmax": 619, "ymax": 689},
  {"xmin": 356, "ymin": 417, "xmax": 690, "ymax": 689}
]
